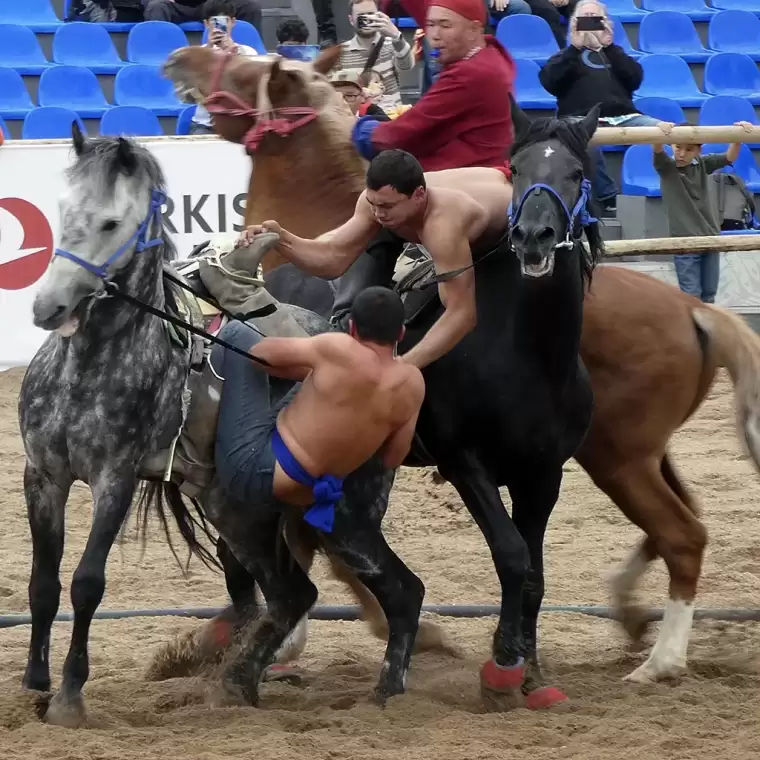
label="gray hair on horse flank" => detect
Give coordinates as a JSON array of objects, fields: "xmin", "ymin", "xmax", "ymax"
[{"xmin": 33, "ymin": 123, "xmax": 174, "ymax": 335}]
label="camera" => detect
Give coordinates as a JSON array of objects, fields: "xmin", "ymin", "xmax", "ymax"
[
  {"xmin": 576, "ymin": 15, "xmax": 606, "ymax": 31},
  {"xmin": 356, "ymin": 13, "xmax": 374, "ymax": 30}
]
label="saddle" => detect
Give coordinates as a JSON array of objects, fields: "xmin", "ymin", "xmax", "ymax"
[
  {"xmin": 138, "ymin": 233, "xmax": 311, "ymax": 498},
  {"xmin": 393, "ymin": 244, "xmax": 441, "ymax": 328}
]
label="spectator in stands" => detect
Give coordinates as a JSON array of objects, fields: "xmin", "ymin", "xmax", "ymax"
[
  {"xmin": 654, "ymin": 121, "xmax": 752, "ymax": 304},
  {"xmin": 277, "ymin": 17, "xmax": 311, "ymax": 45},
  {"xmin": 525, "ymin": 0, "xmax": 578, "ymax": 48},
  {"xmin": 485, "ymin": 0, "xmax": 532, "ymax": 26},
  {"xmin": 67, "ymin": 0, "xmax": 143, "ymax": 21},
  {"xmin": 329, "ymin": 70, "xmax": 391, "ymax": 119},
  {"xmin": 339, "ymin": 0, "xmax": 415, "ymax": 113},
  {"xmin": 539, "ymin": 0, "xmax": 667, "ymax": 214},
  {"xmin": 143, "ymin": 0, "xmax": 261, "ymax": 28},
  {"xmin": 187, "ymin": 0, "xmax": 260, "ymax": 135}
]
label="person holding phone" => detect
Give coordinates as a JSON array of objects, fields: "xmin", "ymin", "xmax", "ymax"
[
  {"xmin": 539, "ymin": 0, "xmax": 670, "ymax": 215},
  {"xmin": 186, "ymin": 0, "xmax": 261, "ymax": 135},
  {"xmin": 338, "ymin": 0, "xmax": 415, "ymax": 113}
]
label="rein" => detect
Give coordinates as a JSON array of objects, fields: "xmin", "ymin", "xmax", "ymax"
[
  {"xmin": 203, "ymin": 51, "xmax": 319, "ymax": 153},
  {"xmin": 508, "ymin": 178, "xmax": 597, "ymax": 250},
  {"xmin": 54, "ymin": 187, "xmax": 276, "ymax": 366}
]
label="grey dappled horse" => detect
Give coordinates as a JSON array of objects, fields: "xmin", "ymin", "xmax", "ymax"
[{"xmin": 19, "ymin": 125, "xmax": 426, "ymax": 724}]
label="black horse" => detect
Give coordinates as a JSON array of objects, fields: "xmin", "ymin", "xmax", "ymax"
[{"xmin": 210, "ymin": 105, "xmax": 603, "ymax": 709}]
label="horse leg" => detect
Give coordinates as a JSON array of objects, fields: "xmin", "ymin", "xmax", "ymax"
[
  {"xmin": 590, "ymin": 456, "xmax": 707, "ymax": 683},
  {"xmin": 509, "ymin": 464, "xmax": 569, "ymax": 710},
  {"xmin": 439, "ymin": 453, "xmax": 530, "ymax": 712},
  {"xmin": 44, "ymin": 476, "xmax": 136, "ymax": 728},
  {"xmin": 216, "ymin": 516, "xmax": 318, "ymax": 707},
  {"xmin": 321, "ymin": 526, "xmax": 425, "ymax": 705},
  {"xmin": 21, "ymin": 464, "xmax": 70, "ymax": 694}
]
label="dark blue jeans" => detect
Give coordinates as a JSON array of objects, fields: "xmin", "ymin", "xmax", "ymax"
[
  {"xmin": 213, "ymin": 321, "xmax": 296, "ymax": 506},
  {"xmin": 673, "ymin": 252, "xmax": 720, "ymax": 304}
]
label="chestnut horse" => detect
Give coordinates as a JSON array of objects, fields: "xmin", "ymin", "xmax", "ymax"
[{"xmin": 162, "ymin": 45, "xmax": 760, "ymax": 687}]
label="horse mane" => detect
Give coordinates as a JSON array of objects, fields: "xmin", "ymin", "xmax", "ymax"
[{"xmin": 510, "ymin": 116, "xmax": 605, "ymax": 286}]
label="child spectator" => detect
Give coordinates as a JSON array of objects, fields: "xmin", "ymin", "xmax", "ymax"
[
  {"xmin": 276, "ymin": 18, "xmax": 311, "ymax": 45},
  {"xmin": 329, "ymin": 70, "xmax": 391, "ymax": 120},
  {"xmin": 654, "ymin": 121, "xmax": 753, "ymax": 304}
]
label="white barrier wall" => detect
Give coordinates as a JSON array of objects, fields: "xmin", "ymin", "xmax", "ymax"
[{"xmin": 0, "ymin": 136, "xmax": 251, "ymax": 370}]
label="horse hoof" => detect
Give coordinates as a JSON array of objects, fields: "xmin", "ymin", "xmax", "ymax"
[
  {"xmin": 619, "ymin": 605, "xmax": 651, "ymax": 646},
  {"xmin": 623, "ymin": 660, "xmax": 686, "ymax": 684},
  {"xmin": 524, "ymin": 686, "xmax": 569, "ymax": 711},
  {"xmin": 43, "ymin": 692, "xmax": 87, "ymax": 728},
  {"xmin": 479, "ymin": 659, "xmax": 526, "ymax": 712},
  {"xmin": 262, "ymin": 664, "xmax": 304, "ymax": 686}
]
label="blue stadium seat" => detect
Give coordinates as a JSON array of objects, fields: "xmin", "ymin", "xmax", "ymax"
[
  {"xmin": 603, "ymin": 0, "xmax": 648, "ymax": 22},
  {"xmin": 621, "ymin": 144, "xmax": 667, "ymax": 196},
  {"xmin": 114, "ymin": 64, "xmax": 184, "ymax": 116},
  {"xmin": 100, "ymin": 105, "xmax": 164, "ymax": 136},
  {"xmin": 0, "ymin": 24, "xmax": 52, "ymax": 76},
  {"xmin": 0, "ymin": 0, "xmax": 62, "ymax": 33},
  {"xmin": 704, "ymin": 52, "xmax": 760, "ymax": 104},
  {"xmin": 495, "ymin": 15, "xmax": 558, "ymax": 64},
  {"xmin": 703, "ymin": 142, "xmax": 760, "ymax": 192},
  {"xmin": 53, "ymin": 22, "xmax": 125, "ymax": 75},
  {"xmin": 712, "ymin": 0, "xmax": 760, "ymax": 9},
  {"xmin": 641, "ymin": 0, "xmax": 716, "ymax": 21},
  {"xmin": 634, "ymin": 96, "xmax": 685, "ymax": 123},
  {"xmin": 0, "ymin": 67, "xmax": 35, "ymax": 119},
  {"xmin": 700, "ymin": 95, "xmax": 760, "ymax": 148},
  {"xmin": 708, "ymin": 10, "xmax": 760, "ymax": 61},
  {"xmin": 22, "ymin": 106, "xmax": 86, "ymax": 139},
  {"xmin": 201, "ymin": 20, "xmax": 266, "ymax": 54},
  {"xmin": 635, "ymin": 54, "xmax": 708, "ymax": 106},
  {"xmin": 176, "ymin": 105, "xmax": 197, "ymax": 135},
  {"xmin": 612, "ymin": 17, "xmax": 642, "ymax": 57},
  {"xmin": 127, "ymin": 21, "xmax": 188, "ymax": 66},
  {"xmin": 638, "ymin": 12, "xmax": 711, "ymax": 62},
  {"xmin": 38, "ymin": 65, "xmax": 110, "ymax": 118},
  {"xmin": 0, "ymin": 115, "xmax": 9, "ymax": 140},
  {"xmin": 513, "ymin": 58, "xmax": 556, "ymax": 109}
]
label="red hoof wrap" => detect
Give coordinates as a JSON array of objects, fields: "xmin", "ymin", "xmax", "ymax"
[
  {"xmin": 480, "ymin": 659, "xmax": 526, "ymax": 691},
  {"xmin": 525, "ymin": 686, "xmax": 568, "ymax": 710},
  {"xmin": 206, "ymin": 618, "xmax": 233, "ymax": 648}
]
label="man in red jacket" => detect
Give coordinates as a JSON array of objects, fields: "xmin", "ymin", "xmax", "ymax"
[
  {"xmin": 336, "ymin": 0, "xmax": 516, "ymax": 328},
  {"xmin": 352, "ymin": 0, "xmax": 515, "ymax": 174}
]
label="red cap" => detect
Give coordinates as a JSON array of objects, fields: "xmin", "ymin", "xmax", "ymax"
[{"xmin": 428, "ymin": 0, "xmax": 486, "ymax": 24}]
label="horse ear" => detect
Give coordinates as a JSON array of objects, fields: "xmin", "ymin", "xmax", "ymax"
[
  {"xmin": 116, "ymin": 136, "xmax": 138, "ymax": 174},
  {"xmin": 581, "ymin": 103, "xmax": 601, "ymax": 141},
  {"xmin": 509, "ymin": 93, "xmax": 531, "ymax": 139},
  {"xmin": 72, "ymin": 120, "xmax": 87, "ymax": 156},
  {"xmin": 312, "ymin": 45, "xmax": 342, "ymax": 76}
]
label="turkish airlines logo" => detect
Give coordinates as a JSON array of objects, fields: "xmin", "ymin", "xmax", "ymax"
[{"xmin": 0, "ymin": 198, "xmax": 54, "ymax": 291}]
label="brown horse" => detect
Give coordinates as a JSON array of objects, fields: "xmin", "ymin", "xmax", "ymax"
[{"xmin": 162, "ymin": 45, "xmax": 760, "ymax": 687}]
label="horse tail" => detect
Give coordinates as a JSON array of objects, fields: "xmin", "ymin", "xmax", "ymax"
[
  {"xmin": 692, "ymin": 305, "xmax": 760, "ymax": 472},
  {"xmin": 135, "ymin": 481, "xmax": 222, "ymax": 573}
]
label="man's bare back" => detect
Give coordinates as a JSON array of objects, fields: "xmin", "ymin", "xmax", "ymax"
[{"xmin": 255, "ymin": 333, "xmax": 424, "ymax": 507}]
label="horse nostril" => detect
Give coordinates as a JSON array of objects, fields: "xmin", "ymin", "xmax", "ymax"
[{"xmin": 536, "ymin": 226, "xmax": 555, "ymax": 242}]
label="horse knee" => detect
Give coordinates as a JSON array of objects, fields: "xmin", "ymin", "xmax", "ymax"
[
  {"xmin": 657, "ymin": 519, "xmax": 707, "ymax": 595},
  {"xmin": 492, "ymin": 536, "xmax": 530, "ymax": 583},
  {"xmin": 70, "ymin": 570, "xmax": 105, "ymax": 613}
]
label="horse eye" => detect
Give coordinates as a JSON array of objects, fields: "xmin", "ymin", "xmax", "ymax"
[{"xmin": 101, "ymin": 220, "xmax": 119, "ymax": 232}]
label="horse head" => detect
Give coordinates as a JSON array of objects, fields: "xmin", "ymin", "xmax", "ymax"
[
  {"xmin": 508, "ymin": 100, "xmax": 604, "ymax": 282},
  {"xmin": 32, "ymin": 122, "xmax": 171, "ymax": 335},
  {"xmin": 162, "ymin": 45, "xmax": 353, "ymax": 149}
]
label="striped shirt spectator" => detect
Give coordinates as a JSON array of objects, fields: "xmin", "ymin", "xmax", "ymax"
[{"xmin": 338, "ymin": 0, "xmax": 414, "ymax": 112}]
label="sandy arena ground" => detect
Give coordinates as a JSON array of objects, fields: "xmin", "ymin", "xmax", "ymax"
[{"xmin": 1, "ymin": 367, "xmax": 760, "ymax": 759}]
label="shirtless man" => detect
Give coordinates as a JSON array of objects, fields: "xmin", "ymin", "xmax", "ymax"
[
  {"xmin": 237, "ymin": 148, "xmax": 513, "ymax": 370},
  {"xmin": 213, "ymin": 286, "xmax": 424, "ymax": 533}
]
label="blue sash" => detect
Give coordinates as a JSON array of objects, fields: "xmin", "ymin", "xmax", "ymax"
[{"xmin": 271, "ymin": 428, "xmax": 343, "ymax": 533}]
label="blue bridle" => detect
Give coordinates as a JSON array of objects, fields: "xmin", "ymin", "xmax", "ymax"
[
  {"xmin": 508, "ymin": 177, "xmax": 597, "ymax": 250},
  {"xmin": 54, "ymin": 189, "xmax": 167, "ymax": 281}
]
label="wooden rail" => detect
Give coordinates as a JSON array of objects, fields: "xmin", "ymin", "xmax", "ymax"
[
  {"xmin": 589, "ymin": 124, "xmax": 760, "ymax": 147},
  {"xmin": 604, "ymin": 234, "xmax": 760, "ymax": 257}
]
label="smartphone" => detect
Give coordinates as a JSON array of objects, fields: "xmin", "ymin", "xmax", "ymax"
[
  {"xmin": 576, "ymin": 15, "xmax": 606, "ymax": 31},
  {"xmin": 356, "ymin": 13, "xmax": 374, "ymax": 30},
  {"xmin": 210, "ymin": 15, "xmax": 230, "ymax": 34}
]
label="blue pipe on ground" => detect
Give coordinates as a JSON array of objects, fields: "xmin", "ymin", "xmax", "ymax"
[{"xmin": 1, "ymin": 603, "xmax": 759, "ymax": 629}]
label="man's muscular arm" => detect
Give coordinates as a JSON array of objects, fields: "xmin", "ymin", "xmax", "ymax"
[
  {"xmin": 248, "ymin": 333, "xmax": 354, "ymax": 379},
  {"xmin": 400, "ymin": 222, "xmax": 477, "ymax": 370},
  {"xmin": 381, "ymin": 370, "xmax": 425, "ymax": 469},
  {"xmin": 252, "ymin": 196, "xmax": 380, "ymax": 279}
]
